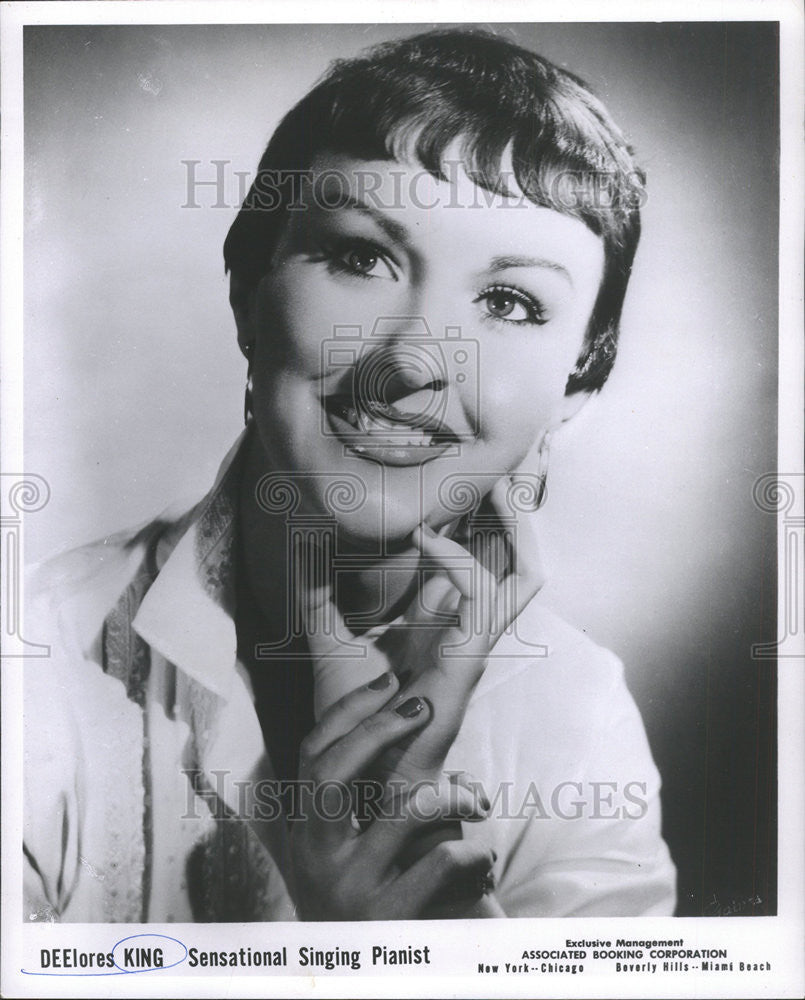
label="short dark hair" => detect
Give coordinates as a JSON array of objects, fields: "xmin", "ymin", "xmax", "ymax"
[{"xmin": 223, "ymin": 28, "xmax": 645, "ymax": 393}]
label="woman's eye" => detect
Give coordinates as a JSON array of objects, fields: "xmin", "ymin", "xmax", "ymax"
[
  {"xmin": 347, "ymin": 249, "xmax": 375, "ymax": 272},
  {"xmin": 328, "ymin": 241, "xmax": 397, "ymax": 281},
  {"xmin": 478, "ymin": 286, "xmax": 546, "ymax": 325},
  {"xmin": 485, "ymin": 290, "xmax": 525, "ymax": 320}
]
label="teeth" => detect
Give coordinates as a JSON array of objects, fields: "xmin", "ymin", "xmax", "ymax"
[
  {"xmin": 400, "ymin": 435, "xmax": 434, "ymax": 447},
  {"xmin": 359, "ymin": 412, "xmax": 390, "ymax": 432},
  {"xmin": 330, "ymin": 397, "xmax": 443, "ymax": 445},
  {"xmin": 359, "ymin": 412, "xmax": 431, "ymax": 439},
  {"xmin": 358, "ymin": 412, "xmax": 435, "ymax": 447}
]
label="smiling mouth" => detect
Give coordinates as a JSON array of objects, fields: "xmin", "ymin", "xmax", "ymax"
[{"xmin": 323, "ymin": 394, "xmax": 461, "ymax": 463}]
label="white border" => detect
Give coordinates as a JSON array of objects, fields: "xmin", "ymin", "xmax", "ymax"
[{"xmin": 2, "ymin": 2, "xmax": 803, "ymax": 998}]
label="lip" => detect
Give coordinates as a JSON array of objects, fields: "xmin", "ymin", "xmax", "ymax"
[{"xmin": 323, "ymin": 393, "xmax": 461, "ymax": 466}]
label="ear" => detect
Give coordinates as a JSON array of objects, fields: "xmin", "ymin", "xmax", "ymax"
[
  {"xmin": 551, "ymin": 388, "xmax": 596, "ymax": 429},
  {"xmin": 229, "ymin": 272, "xmax": 257, "ymax": 358}
]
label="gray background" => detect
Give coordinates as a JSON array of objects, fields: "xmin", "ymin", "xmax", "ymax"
[{"xmin": 24, "ymin": 21, "xmax": 778, "ymax": 915}]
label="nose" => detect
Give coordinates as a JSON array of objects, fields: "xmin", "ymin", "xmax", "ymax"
[
  {"xmin": 366, "ymin": 353, "xmax": 446, "ymax": 407},
  {"xmin": 357, "ymin": 316, "xmax": 447, "ymax": 409}
]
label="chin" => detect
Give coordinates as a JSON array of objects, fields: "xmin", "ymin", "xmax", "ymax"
[{"xmin": 331, "ymin": 503, "xmax": 421, "ymax": 553}]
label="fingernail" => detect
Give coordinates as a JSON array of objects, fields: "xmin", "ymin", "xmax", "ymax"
[
  {"xmin": 395, "ymin": 696, "xmax": 426, "ymax": 719},
  {"xmin": 478, "ymin": 870, "xmax": 496, "ymax": 895},
  {"xmin": 421, "ymin": 523, "xmax": 437, "ymax": 537},
  {"xmin": 367, "ymin": 671, "xmax": 394, "ymax": 690},
  {"xmin": 480, "ymin": 793, "xmax": 491, "ymax": 812},
  {"xmin": 395, "ymin": 669, "xmax": 411, "ymax": 688},
  {"xmin": 491, "ymin": 849, "xmax": 498, "ymax": 863}
]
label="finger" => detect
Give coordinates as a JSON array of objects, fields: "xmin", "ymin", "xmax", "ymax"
[
  {"xmin": 392, "ymin": 838, "xmax": 497, "ymax": 915},
  {"xmin": 447, "ymin": 769, "xmax": 491, "ymax": 812},
  {"xmin": 300, "ymin": 694, "xmax": 432, "ymax": 791},
  {"xmin": 359, "ymin": 776, "xmax": 489, "ymax": 871},
  {"xmin": 416, "ymin": 781, "xmax": 489, "ymax": 822},
  {"xmin": 485, "ymin": 478, "xmax": 546, "ymax": 634},
  {"xmin": 300, "ymin": 671, "xmax": 400, "ymax": 763},
  {"xmin": 487, "ymin": 477, "xmax": 545, "ymax": 591},
  {"xmin": 293, "ymin": 535, "xmax": 356, "ymax": 658},
  {"xmin": 402, "ymin": 773, "xmax": 490, "ymax": 823},
  {"xmin": 413, "ymin": 525, "xmax": 495, "ymax": 604},
  {"xmin": 399, "ymin": 571, "xmax": 457, "ymax": 627},
  {"xmin": 413, "ymin": 525, "xmax": 498, "ymax": 650},
  {"xmin": 359, "ymin": 772, "xmax": 489, "ymax": 857},
  {"xmin": 359, "ymin": 757, "xmax": 502, "ymax": 881}
]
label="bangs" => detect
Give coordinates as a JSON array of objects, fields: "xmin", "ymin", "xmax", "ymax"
[
  {"xmin": 298, "ymin": 34, "xmax": 645, "ymax": 244},
  {"xmin": 374, "ymin": 112, "xmax": 643, "ymax": 244},
  {"xmin": 224, "ymin": 28, "xmax": 646, "ymax": 392}
]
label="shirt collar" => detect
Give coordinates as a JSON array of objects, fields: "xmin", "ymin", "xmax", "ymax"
[{"xmin": 131, "ymin": 431, "xmax": 247, "ymax": 699}]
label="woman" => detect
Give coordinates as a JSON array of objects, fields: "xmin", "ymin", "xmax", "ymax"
[{"xmin": 24, "ymin": 27, "xmax": 676, "ymax": 921}]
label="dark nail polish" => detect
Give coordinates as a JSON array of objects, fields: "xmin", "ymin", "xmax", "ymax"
[
  {"xmin": 491, "ymin": 849, "xmax": 498, "ymax": 863},
  {"xmin": 395, "ymin": 696, "xmax": 426, "ymax": 719},
  {"xmin": 367, "ymin": 672, "xmax": 393, "ymax": 690},
  {"xmin": 478, "ymin": 870, "xmax": 496, "ymax": 895}
]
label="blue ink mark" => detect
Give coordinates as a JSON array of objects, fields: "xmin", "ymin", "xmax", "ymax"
[{"xmin": 112, "ymin": 933, "xmax": 188, "ymax": 974}]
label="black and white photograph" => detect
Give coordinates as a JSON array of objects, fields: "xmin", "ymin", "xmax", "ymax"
[{"xmin": 1, "ymin": 1, "xmax": 802, "ymax": 997}]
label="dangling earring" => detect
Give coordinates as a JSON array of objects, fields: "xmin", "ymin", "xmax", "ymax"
[
  {"xmin": 508, "ymin": 430, "xmax": 551, "ymax": 512},
  {"xmin": 243, "ymin": 343, "xmax": 254, "ymax": 425},
  {"xmin": 534, "ymin": 430, "xmax": 551, "ymax": 510}
]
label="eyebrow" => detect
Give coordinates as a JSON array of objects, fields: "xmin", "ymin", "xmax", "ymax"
[
  {"xmin": 487, "ymin": 255, "xmax": 573, "ymax": 286},
  {"xmin": 320, "ymin": 192, "xmax": 412, "ymax": 247},
  {"xmin": 316, "ymin": 192, "xmax": 574, "ymax": 285}
]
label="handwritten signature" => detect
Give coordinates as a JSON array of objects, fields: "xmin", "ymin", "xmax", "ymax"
[{"xmin": 703, "ymin": 892, "xmax": 763, "ymax": 917}]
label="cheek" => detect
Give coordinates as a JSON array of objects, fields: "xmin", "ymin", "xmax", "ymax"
[
  {"xmin": 254, "ymin": 273, "xmax": 327, "ymax": 372},
  {"xmin": 254, "ymin": 266, "xmax": 401, "ymax": 373},
  {"xmin": 477, "ymin": 339, "xmax": 575, "ymax": 438}
]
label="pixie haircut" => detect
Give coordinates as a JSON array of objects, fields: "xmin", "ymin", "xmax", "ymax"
[{"xmin": 224, "ymin": 28, "xmax": 646, "ymax": 394}]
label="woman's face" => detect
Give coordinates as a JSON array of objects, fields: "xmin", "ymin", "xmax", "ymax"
[{"xmin": 238, "ymin": 153, "xmax": 604, "ymax": 546}]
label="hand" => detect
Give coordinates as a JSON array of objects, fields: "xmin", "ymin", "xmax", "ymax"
[
  {"xmin": 298, "ymin": 479, "xmax": 544, "ymax": 915},
  {"xmin": 289, "ymin": 672, "xmax": 497, "ymax": 920},
  {"xmin": 374, "ymin": 477, "xmax": 545, "ymax": 785},
  {"xmin": 369, "ymin": 480, "xmax": 542, "ymax": 917},
  {"xmin": 303, "ymin": 478, "xmax": 544, "ymax": 778}
]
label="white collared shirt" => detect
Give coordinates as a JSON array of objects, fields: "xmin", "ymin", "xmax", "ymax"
[{"xmin": 23, "ymin": 435, "xmax": 676, "ymax": 921}]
